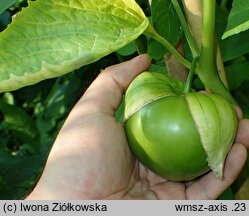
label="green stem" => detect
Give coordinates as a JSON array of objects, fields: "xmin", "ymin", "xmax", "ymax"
[
  {"xmin": 184, "ymin": 57, "xmax": 198, "ymax": 93},
  {"xmin": 197, "ymin": 0, "xmax": 236, "ymax": 104},
  {"xmin": 171, "ymin": 0, "xmax": 199, "ymax": 58},
  {"xmin": 199, "ymin": 0, "xmax": 216, "ymax": 74},
  {"xmin": 144, "ymin": 24, "xmax": 191, "ymax": 69}
]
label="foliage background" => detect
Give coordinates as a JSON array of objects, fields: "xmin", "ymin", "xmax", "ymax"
[{"xmin": 0, "ymin": 0, "xmax": 249, "ymax": 199}]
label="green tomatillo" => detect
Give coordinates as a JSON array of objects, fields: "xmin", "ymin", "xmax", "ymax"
[{"xmin": 124, "ymin": 72, "xmax": 238, "ymax": 181}]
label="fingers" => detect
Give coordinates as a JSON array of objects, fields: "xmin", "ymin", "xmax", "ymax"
[
  {"xmin": 233, "ymin": 104, "xmax": 249, "ymax": 149},
  {"xmin": 233, "ymin": 105, "xmax": 243, "ymax": 120},
  {"xmin": 150, "ymin": 181, "xmax": 186, "ymax": 200},
  {"xmin": 233, "ymin": 105, "xmax": 249, "ymax": 148},
  {"xmin": 78, "ymin": 54, "xmax": 151, "ymax": 115},
  {"xmin": 186, "ymin": 143, "xmax": 247, "ymax": 199},
  {"xmin": 236, "ymin": 119, "xmax": 249, "ymax": 149}
]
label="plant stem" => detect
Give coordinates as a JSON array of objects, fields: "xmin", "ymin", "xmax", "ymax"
[
  {"xmin": 199, "ymin": 0, "xmax": 216, "ymax": 74},
  {"xmin": 197, "ymin": 0, "xmax": 236, "ymax": 104},
  {"xmin": 184, "ymin": 57, "xmax": 199, "ymax": 93},
  {"xmin": 144, "ymin": 24, "xmax": 191, "ymax": 69},
  {"xmin": 171, "ymin": 0, "xmax": 199, "ymax": 58}
]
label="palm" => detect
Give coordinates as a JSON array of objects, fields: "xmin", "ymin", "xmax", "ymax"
[{"xmin": 35, "ymin": 110, "xmax": 187, "ymax": 199}]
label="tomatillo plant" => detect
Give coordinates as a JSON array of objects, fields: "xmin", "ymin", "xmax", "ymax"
[
  {"xmin": 0, "ymin": 0, "xmax": 241, "ymax": 181},
  {"xmin": 123, "ymin": 0, "xmax": 238, "ymax": 181}
]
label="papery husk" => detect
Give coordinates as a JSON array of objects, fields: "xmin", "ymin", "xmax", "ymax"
[
  {"xmin": 124, "ymin": 72, "xmax": 184, "ymax": 120},
  {"xmin": 185, "ymin": 92, "xmax": 238, "ymax": 178}
]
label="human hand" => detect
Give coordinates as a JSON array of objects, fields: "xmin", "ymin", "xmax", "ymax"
[{"xmin": 27, "ymin": 54, "xmax": 249, "ymax": 200}]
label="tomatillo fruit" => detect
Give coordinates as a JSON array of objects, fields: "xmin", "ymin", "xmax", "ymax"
[{"xmin": 124, "ymin": 72, "xmax": 238, "ymax": 181}]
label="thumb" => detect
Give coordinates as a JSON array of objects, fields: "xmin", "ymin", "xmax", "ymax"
[{"xmin": 78, "ymin": 54, "xmax": 151, "ymax": 115}]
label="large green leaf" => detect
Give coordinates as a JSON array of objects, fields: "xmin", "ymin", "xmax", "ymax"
[
  {"xmin": 0, "ymin": 0, "xmax": 149, "ymax": 92},
  {"xmin": 222, "ymin": 0, "xmax": 249, "ymax": 39}
]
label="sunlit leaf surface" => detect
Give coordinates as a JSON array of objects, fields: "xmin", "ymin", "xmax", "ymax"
[{"xmin": 0, "ymin": 0, "xmax": 148, "ymax": 92}]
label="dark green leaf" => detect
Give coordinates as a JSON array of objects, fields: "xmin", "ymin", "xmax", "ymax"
[
  {"xmin": 0, "ymin": 11, "xmax": 11, "ymax": 31},
  {"xmin": 150, "ymin": 63, "xmax": 168, "ymax": 74},
  {"xmin": 0, "ymin": 0, "xmax": 16, "ymax": 14},
  {"xmin": 221, "ymin": 30, "xmax": 249, "ymax": 61},
  {"xmin": 219, "ymin": 187, "xmax": 234, "ymax": 200},
  {"xmin": 226, "ymin": 58, "xmax": 249, "ymax": 90},
  {"xmin": 0, "ymin": 155, "xmax": 43, "ymax": 186},
  {"xmin": 216, "ymin": 4, "xmax": 229, "ymax": 37},
  {"xmin": 233, "ymin": 81, "xmax": 249, "ymax": 118},
  {"xmin": 116, "ymin": 42, "xmax": 137, "ymax": 56},
  {"xmin": 0, "ymin": 100, "xmax": 39, "ymax": 144},
  {"xmin": 216, "ymin": 4, "xmax": 249, "ymax": 61},
  {"xmin": 222, "ymin": 0, "xmax": 249, "ymax": 39},
  {"xmin": 148, "ymin": 0, "xmax": 182, "ymax": 60}
]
